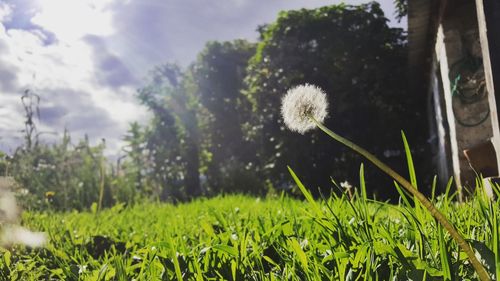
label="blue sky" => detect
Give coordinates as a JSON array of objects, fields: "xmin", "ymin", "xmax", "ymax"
[{"xmin": 0, "ymin": 0, "xmax": 404, "ymax": 155}]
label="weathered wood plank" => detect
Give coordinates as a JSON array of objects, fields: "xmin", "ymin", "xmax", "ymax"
[{"xmin": 475, "ymin": 0, "xmax": 500, "ymax": 178}]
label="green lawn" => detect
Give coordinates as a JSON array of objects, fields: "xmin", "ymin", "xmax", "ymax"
[{"xmin": 1, "ymin": 190, "xmax": 498, "ymax": 280}]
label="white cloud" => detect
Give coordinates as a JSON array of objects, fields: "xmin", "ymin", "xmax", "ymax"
[
  {"xmin": 107, "ymin": 0, "xmax": 403, "ymax": 70},
  {"xmin": 31, "ymin": 0, "xmax": 115, "ymax": 43},
  {"xmin": 0, "ymin": 2, "xmax": 12, "ymax": 22},
  {"xmin": 0, "ymin": 0, "xmax": 147, "ymax": 155}
]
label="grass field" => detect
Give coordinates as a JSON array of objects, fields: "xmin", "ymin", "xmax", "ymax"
[{"xmin": 1, "ymin": 180, "xmax": 498, "ymax": 281}]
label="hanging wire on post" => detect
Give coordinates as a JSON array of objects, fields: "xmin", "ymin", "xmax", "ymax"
[{"xmin": 449, "ymin": 55, "xmax": 489, "ymax": 127}]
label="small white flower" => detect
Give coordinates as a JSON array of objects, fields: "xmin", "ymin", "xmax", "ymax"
[
  {"xmin": 19, "ymin": 188, "xmax": 29, "ymax": 195},
  {"xmin": 78, "ymin": 265, "xmax": 87, "ymax": 274},
  {"xmin": 340, "ymin": 181, "xmax": 352, "ymax": 190},
  {"xmin": 281, "ymin": 84, "xmax": 329, "ymax": 134},
  {"xmin": 1, "ymin": 226, "xmax": 47, "ymax": 247},
  {"xmin": 348, "ymin": 217, "xmax": 356, "ymax": 225},
  {"xmin": 300, "ymin": 238, "xmax": 308, "ymax": 248}
]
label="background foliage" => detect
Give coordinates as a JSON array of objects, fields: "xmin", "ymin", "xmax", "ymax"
[
  {"xmin": 2, "ymin": 2, "xmax": 429, "ymax": 209},
  {"xmin": 243, "ymin": 2, "xmax": 426, "ymax": 198}
]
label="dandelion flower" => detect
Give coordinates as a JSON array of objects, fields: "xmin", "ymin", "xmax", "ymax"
[
  {"xmin": 1, "ymin": 225, "xmax": 47, "ymax": 248},
  {"xmin": 281, "ymin": 84, "xmax": 328, "ymax": 134},
  {"xmin": 0, "ymin": 185, "xmax": 47, "ymax": 248}
]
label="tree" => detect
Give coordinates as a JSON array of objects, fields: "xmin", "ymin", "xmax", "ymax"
[
  {"xmin": 121, "ymin": 122, "xmax": 148, "ymax": 194},
  {"xmin": 137, "ymin": 64, "xmax": 201, "ymax": 200},
  {"xmin": 393, "ymin": 0, "xmax": 408, "ymax": 21},
  {"xmin": 191, "ymin": 40, "xmax": 264, "ymax": 194},
  {"xmin": 244, "ymin": 2, "xmax": 426, "ymax": 198}
]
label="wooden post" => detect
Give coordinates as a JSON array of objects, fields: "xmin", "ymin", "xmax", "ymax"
[
  {"xmin": 433, "ymin": 0, "xmax": 500, "ymax": 198},
  {"xmin": 435, "ymin": 25, "xmax": 463, "ymax": 195},
  {"xmin": 475, "ymin": 0, "xmax": 500, "ymax": 175}
]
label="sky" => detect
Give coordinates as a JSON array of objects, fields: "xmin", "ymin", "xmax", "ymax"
[{"xmin": 0, "ymin": 0, "xmax": 404, "ymax": 156}]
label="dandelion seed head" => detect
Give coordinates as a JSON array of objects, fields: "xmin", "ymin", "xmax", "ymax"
[
  {"xmin": 0, "ymin": 185, "xmax": 47, "ymax": 248},
  {"xmin": 281, "ymin": 84, "xmax": 328, "ymax": 134},
  {"xmin": 1, "ymin": 226, "xmax": 47, "ymax": 248}
]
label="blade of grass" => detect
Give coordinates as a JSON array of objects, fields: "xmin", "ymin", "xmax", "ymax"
[
  {"xmin": 491, "ymin": 199, "xmax": 500, "ymax": 280},
  {"xmin": 287, "ymin": 166, "xmax": 324, "ymax": 219},
  {"xmin": 401, "ymin": 131, "xmax": 418, "ymax": 189},
  {"xmin": 438, "ymin": 225, "xmax": 452, "ymax": 280}
]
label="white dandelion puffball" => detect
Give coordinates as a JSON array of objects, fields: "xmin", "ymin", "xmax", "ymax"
[
  {"xmin": 281, "ymin": 84, "xmax": 329, "ymax": 134},
  {"xmin": 1, "ymin": 226, "xmax": 47, "ymax": 248}
]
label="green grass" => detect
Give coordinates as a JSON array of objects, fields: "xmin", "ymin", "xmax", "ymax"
[{"xmin": 1, "ymin": 186, "xmax": 499, "ymax": 280}]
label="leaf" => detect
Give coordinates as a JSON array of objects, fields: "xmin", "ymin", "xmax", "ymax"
[
  {"xmin": 438, "ymin": 225, "xmax": 452, "ymax": 280},
  {"xmin": 289, "ymin": 238, "xmax": 308, "ymax": 269},
  {"xmin": 200, "ymin": 221, "xmax": 215, "ymax": 237},
  {"xmin": 96, "ymin": 264, "xmax": 109, "ymax": 281},
  {"xmin": 469, "ymin": 240, "xmax": 497, "ymax": 279},
  {"xmin": 91, "ymin": 202, "xmax": 98, "ymax": 215},
  {"xmin": 360, "ymin": 163, "xmax": 367, "ymax": 201},
  {"xmin": 4, "ymin": 250, "xmax": 11, "ymax": 267},
  {"xmin": 168, "ymin": 237, "xmax": 183, "ymax": 281},
  {"xmin": 401, "ymin": 131, "xmax": 417, "ymax": 189},
  {"xmin": 287, "ymin": 166, "xmax": 323, "ymax": 218},
  {"xmin": 263, "ymin": 255, "xmax": 279, "ymax": 267},
  {"xmin": 212, "ymin": 244, "xmax": 239, "ymax": 257}
]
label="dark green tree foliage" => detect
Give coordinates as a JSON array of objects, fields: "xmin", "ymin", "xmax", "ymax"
[
  {"xmin": 0, "ymin": 151, "xmax": 7, "ymax": 176},
  {"xmin": 393, "ymin": 0, "xmax": 408, "ymax": 21},
  {"xmin": 244, "ymin": 2, "xmax": 425, "ymax": 197},
  {"xmin": 137, "ymin": 64, "xmax": 201, "ymax": 200},
  {"xmin": 121, "ymin": 122, "xmax": 149, "ymax": 195},
  {"xmin": 191, "ymin": 40, "xmax": 265, "ymax": 194}
]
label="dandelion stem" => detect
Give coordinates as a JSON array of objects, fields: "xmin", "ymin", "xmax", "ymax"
[{"xmin": 311, "ymin": 117, "xmax": 491, "ymax": 281}]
